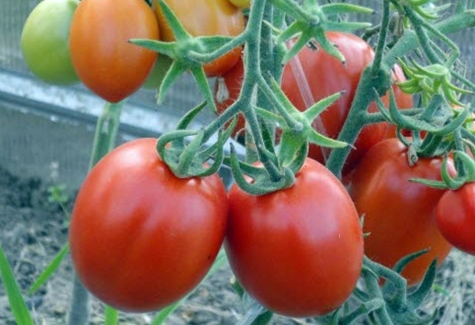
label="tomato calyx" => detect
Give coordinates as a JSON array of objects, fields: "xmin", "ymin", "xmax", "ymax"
[
  {"xmin": 132, "ymin": 0, "xmax": 245, "ymax": 107},
  {"xmin": 397, "ymin": 59, "xmax": 471, "ymax": 107},
  {"xmin": 273, "ymin": 1, "xmax": 374, "ymax": 64},
  {"xmin": 156, "ymin": 102, "xmax": 236, "ymax": 178}
]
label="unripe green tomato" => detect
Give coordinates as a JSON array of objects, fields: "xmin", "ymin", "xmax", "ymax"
[
  {"xmin": 228, "ymin": 0, "xmax": 250, "ymax": 9},
  {"xmin": 21, "ymin": 0, "xmax": 80, "ymax": 85}
]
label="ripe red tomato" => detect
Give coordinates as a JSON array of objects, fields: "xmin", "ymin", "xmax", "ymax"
[
  {"xmin": 281, "ymin": 32, "xmax": 413, "ymax": 172},
  {"xmin": 21, "ymin": 0, "xmax": 79, "ymax": 85},
  {"xmin": 70, "ymin": 0, "xmax": 159, "ymax": 103},
  {"xmin": 215, "ymin": 33, "xmax": 413, "ymax": 173},
  {"xmin": 153, "ymin": 0, "xmax": 245, "ymax": 77},
  {"xmin": 225, "ymin": 158, "xmax": 364, "ymax": 317},
  {"xmin": 436, "ymin": 182, "xmax": 475, "ymax": 255},
  {"xmin": 69, "ymin": 138, "xmax": 228, "ymax": 312},
  {"xmin": 346, "ymin": 138, "xmax": 453, "ymax": 285}
]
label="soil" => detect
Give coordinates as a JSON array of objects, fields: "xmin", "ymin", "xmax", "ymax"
[{"xmin": 1, "ymin": 163, "xmax": 475, "ymax": 325}]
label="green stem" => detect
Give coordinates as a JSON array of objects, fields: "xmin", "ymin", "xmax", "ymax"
[
  {"xmin": 67, "ymin": 101, "xmax": 124, "ymax": 325},
  {"xmin": 325, "ymin": 68, "xmax": 376, "ymax": 178},
  {"xmin": 371, "ymin": 0, "xmax": 390, "ymax": 73}
]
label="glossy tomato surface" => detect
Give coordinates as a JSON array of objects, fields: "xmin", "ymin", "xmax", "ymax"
[
  {"xmin": 436, "ymin": 182, "xmax": 475, "ymax": 255},
  {"xmin": 225, "ymin": 158, "xmax": 364, "ymax": 317},
  {"xmin": 153, "ymin": 0, "xmax": 245, "ymax": 77},
  {"xmin": 69, "ymin": 138, "xmax": 228, "ymax": 312},
  {"xmin": 346, "ymin": 138, "xmax": 453, "ymax": 285},
  {"xmin": 281, "ymin": 32, "xmax": 413, "ymax": 172},
  {"xmin": 21, "ymin": 0, "xmax": 79, "ymax": 85},
  {"xmin": 70, "ymin": 0, "xmax": 159, "ymax": 102}
]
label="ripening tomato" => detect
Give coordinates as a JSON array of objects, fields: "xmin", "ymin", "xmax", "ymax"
[
  {"xmin": 21, "ymin": 0, "xmax": 79, "ymax": 85},
  {"xmin": 436, "ymin": 182, "xmax": 475, "ymax": 255},
  {"xmin": 153, "ymin": 0, "xmax": 245, "ymax": 77},
  {"xmin": 346, "ymin": 138, "xmax": 453, "ymax": 285},
  {"xmin": 228, "ymin": 0, "xmax": 251, "ymax": 8},
  {"xmin": 215, "ymin": 33, "xmax": 413, "ymax": 173},
  {"xmin": 69, "ymin": 138, "xmax": 228, "ymax": 312},
  {"xmin": 225, "ymin": 158, "xmax": 364, "ymax": 317},
  {"xmin": 70, "ymin": 0, "xmax": 159, "ymax": 102}
]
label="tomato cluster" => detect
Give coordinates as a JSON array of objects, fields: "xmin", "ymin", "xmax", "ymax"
[
  {"xmin": 69, "ymin": 138, "xmax": 364, "ymax": 315},
  {"xmin": 21, "ymin": 0, "xmax": 245, "ymax": 102}
]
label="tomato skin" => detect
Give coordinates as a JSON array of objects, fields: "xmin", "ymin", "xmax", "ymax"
[
  {"xmin": 281, "ymin": 32, "xmax": 413, "ymax": 173},
  {"xmin": 225, "ymin": 158, "xmax": 364, "ymax": 317},
  {"xmin": 346, "ymin": 138, "xmax": 453, "ymax": 285},
  {"xmin": 69, "ymin": 138, "xmax": 228, "ymax": 312},
  {"xmin": 153, "ymin": 0, "xmax": 245, "ymax": 77},
  {"xmin": 21, "ymin": 0, "xmax": 79, "ymax": 85},
  {"xmin": 436, "ymin": 183, "xmax": 475, "ymax": 255},
  {"xmin": 70, "ymin": 0, "xmax": 159, "ymax": 103},
  {"xmin": 228, "ymin": 0, "xmax": 251, "ymax": 8}
]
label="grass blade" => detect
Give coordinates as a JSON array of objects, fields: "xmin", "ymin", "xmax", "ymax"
[
  {"xmin": 28, "ymin": 243, "xmax": 70, "ymax": 295},
  {"xmin": 0, "ymin": 241, "xmax": 34, "ymax": 325},
  {"xmin": 104, "ymin": 305, "xmax": 119, "ymax": 325}
]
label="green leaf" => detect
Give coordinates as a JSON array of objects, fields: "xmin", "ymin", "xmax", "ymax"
[
  {"xmin": 0, "ymin": 242, "xmax": 34, "ymax": 325},
  {"xmin": 104, "ymin": 305, "xmax": 119, "ymax": 325},
  {"xmin": 28, "ymin": 243, "xmax": 70, "ymax": 295}
]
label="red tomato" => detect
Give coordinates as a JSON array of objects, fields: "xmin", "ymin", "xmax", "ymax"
[
  {"xmin": 69, "ymin": 138, "xmax": 228, "ymax": 312},
  {"xmin": 346, "ymin": 138, "xmax": 453, "ymax": 285},
  {"xmin": 225, "ymin": 158, "xmax": 364, "ymax": 317},
  {"xmin": 153, "ymin": 0, "xmax": 245, "ymax": 77},
  {"xmin": 70, "ymin": 0, "xmax": 159, "ymax": 102},
  {"xmin": 281, "ymin": 32, "xmax": 413, "ymax": 173},
  {"xmin": 215, "ymin": 33, "xmax": 413, "ymax": 173},
  {"xmin": 436, "ymin": 182, "xmax": 475, "ymax": 255}
]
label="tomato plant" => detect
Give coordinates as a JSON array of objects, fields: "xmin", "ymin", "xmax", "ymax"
[
  {"xmin": 69, "ymin": 0, "xmax": 159, "ymax": 103},
  {"xmin": 69, "ymin": 138, "xmax": 228, "ymax": 312},
  {"xmin": 153, "ymin": 0, "xmax": 245, "ymax": 77},
  {"xmin": 224, "ymin": 158, "xmax": 364, "ymax": 317},
  {"xmin": 21, "ymin": 0, "xmax": 79, "ymax": 85},
  {"xmin": 346, "ymin": 138, "xmax": 453, "ymax": 285},
  {"xmin": 215, "ymin": 33, "xmax": 413, "ymax": 172},
  {"xmin": 436, "ymin": 182, "xmax": 475, "ymax": 255}
]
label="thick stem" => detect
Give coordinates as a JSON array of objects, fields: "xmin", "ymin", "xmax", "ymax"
[
  {"xmin": 325, "ymin": 68, "xmax": 375, "ymax": 177},
  {"xmin": 67, "ymin": 101, "xmax": 124, "ymax": 325}
]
